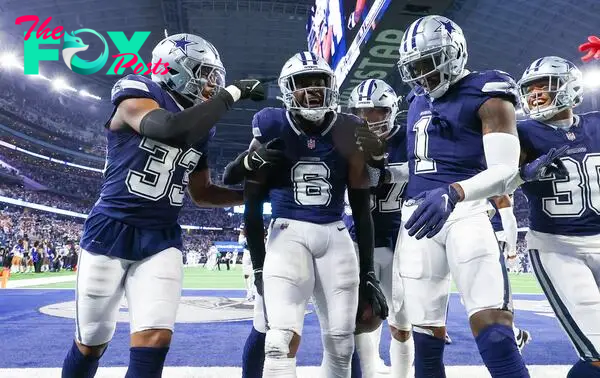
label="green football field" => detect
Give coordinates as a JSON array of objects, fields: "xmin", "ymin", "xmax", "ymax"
[{"xmin": 19, "ymin": 267, "xmax": 543, "ymax": 294}]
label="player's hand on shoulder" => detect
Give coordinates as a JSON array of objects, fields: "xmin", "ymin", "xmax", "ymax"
[
  {"xmin": 355, "ymin": 121, "xmax": 385, "ymax": 160},
  {"xmin": 404, "ymin": 185, "xmax": 461, "ymax": 239},
  {"xmin": 520, "ymin": 145, "xmax": 570, "ymax": 182},
  {"xmin": 233, "ymin": 79, "xmax": 266, "ymax": 101},
  {"xmin": 356, "ymin": 271, "xmax": 388, "ymax": 331},
  {"xmin": 245, "ymin": 138, "xmax": 287, "ymax": 171}
]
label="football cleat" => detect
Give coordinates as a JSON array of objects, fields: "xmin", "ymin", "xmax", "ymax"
[{"xmin": 515, "ymin": 328, "xmax": 532, "ymax": 352}]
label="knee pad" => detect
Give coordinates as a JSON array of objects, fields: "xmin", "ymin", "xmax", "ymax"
[
  {"xmin": 78, "ymin": 321, "xmax": 116, "ymax": 347},
  {"xmin": 265, "ymin": 329, "xmax": 294, "ymax": 359},
  {"xmin": 322, "ymin": 333, "xmax": 354, "ymax": 359}
]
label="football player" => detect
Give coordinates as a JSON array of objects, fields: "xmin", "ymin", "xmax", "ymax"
[
  {"xmin": 61, "ymin": 33, "xmax": 265, "ymax": 378},
  {"xmin": 239, "ymin": 225, "xmax": 255, "ymax": 301},
  {"xmin": 227, "ymin": 51, "xmax": 388, "ymax": 378},
  {"xmin": 515, "ymin": 56, "xmax": 600, "ymax": 378},
  {"xmin": 490, "ymin": 195, "xmax": 532, "ymax": 352},
  {"xmin": 345, "ymin": 79, "xmax": 413, "ymax": 378},
  {"xmin": 395, "ymin": 15, "xmax": 530, "ymax": 377}
]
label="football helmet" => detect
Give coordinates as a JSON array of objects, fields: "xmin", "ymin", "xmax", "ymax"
[
  {"xmin": 398, "ymin": 15, "xmax": 467, "ymax": 99},
  {"xmin": 518, "ymin": 56, "xmax": 583, "ymax": 121},
  {"xmin": 278, "ymin": 51, "xmax": 338, "ymax": 122},
  {"xmin": 150, "ymin": 33, "xmax": 225, "ymax": 104},
  {"xmin": 348, "ymin": 79, "xmax": 399, "ymax": 139}
]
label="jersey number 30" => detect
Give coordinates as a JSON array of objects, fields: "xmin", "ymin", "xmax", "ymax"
[
  {"xmin": 126, "ymin": 138, "xmax": 202, "ymax": 206},
  {"xmin": 542, "ymin": 154, "xmax": 600, "ymax": 217},
  {"xmin": 292, "ymin": 162, "xmax": 332, "ymax": 206}
]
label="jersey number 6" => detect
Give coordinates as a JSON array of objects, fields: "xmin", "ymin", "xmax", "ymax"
[{"xmin": 292, "ymin": 162, "xmax": 332, "ymax": 206}]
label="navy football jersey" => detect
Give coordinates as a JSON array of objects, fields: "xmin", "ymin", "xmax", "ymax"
[
  {"xmin": 252, "ymin": 108, "xmax": 362, "ymax": 224},
  {"xmin": 80, "ymin": 75, "xmax": 214, "ymax": 260},
  {"xmin": 519, "ymin": 112, "xmax": 600, "ymax": 236},
  {"xmin": 405, "ymin": 70, "xmax": 519, "ymax": 199},
  {"xmin": 345, "ymin": 126, "xmax": 407, "ymax": 249}
]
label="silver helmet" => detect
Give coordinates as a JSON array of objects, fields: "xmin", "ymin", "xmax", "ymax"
[
  {"xmin": 150, "ymin": 33, "xmax": 225, "ymax": 104},
  {"xmin": 348, "ymin": 79, "xmax": 399, "ymax": 139},
  {"xmin": 398, "ymin": 15, "xmax": 468, "ymax": 99},
  {"xmin": 518, "ymin": 56, "xmax": 583, "ymax": 121},
  {"xmin": 278, "ymin": 51, "xmax": 338, "ymax": 122}
]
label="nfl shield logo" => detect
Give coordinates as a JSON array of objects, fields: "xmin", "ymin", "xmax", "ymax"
[
  {"xmin": 307, "ymin": 138, "xmax": 316, "ymax": 149},
  {"xmin": 566, "ymin": 132, "xmax": 576, "ymax": 141}
]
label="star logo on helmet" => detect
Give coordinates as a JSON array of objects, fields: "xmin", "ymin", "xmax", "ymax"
[
  {"xmin": 169, "ymin": 36, "xmax": 196, "ymax": 55},
  {"xmin": 436, "ymin": 20, "xmax": 456, "ymax": 34}
]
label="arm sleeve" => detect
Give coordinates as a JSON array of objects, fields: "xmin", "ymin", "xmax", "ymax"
[
  {"xmin": 457, "ymin": 133, "xmax": 520, "ymax": 201},
  {"xmin": 348, "ymin": 188, "xmax": 375, "ymax": 274},
  {"xmin": 243, "ymin": 181, "xmax": 268, "ymax": 271},
  {"xmin": 139, "ymin": 89, "xmax": 234, "ymax": 143}
]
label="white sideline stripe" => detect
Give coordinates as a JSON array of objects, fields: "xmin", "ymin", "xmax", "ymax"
[
  {"xmin": 5, "ymin": 275, "xmax": 77, "ymax": 288},
  {"xmin": 0, "ymin": 366, "xmax": 571, "ymax": 377}
]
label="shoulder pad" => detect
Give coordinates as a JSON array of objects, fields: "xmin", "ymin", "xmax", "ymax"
[
  {"xmin": 405, "ymin": 89, "xmax": 416, "ymax": 105},
  {"xmin": 461, "ymin": 70, "xmax": 519, "ymax": 106},
  {"xmin": 110, "ymin": 75, "xmax": 163, "ymax": 106},
  {"xmin": 251, "ymin": 107, "xmax": 286, "ymax": 143}
]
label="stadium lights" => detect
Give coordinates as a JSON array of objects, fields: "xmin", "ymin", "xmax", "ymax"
[
  {"xmin": 52, "ymin": 78, "xmax": 76, "ymax": 92},
  {"xmin": 79, "ymin": 89, "xmax": 102, "ymax": 100},
  {"xmin": 583, "ymin": 69, "xmax": 600, "ymax": 89},
  {"xmin": 0, "ymin": 52, "xmax": 22, "ymax": 69}
]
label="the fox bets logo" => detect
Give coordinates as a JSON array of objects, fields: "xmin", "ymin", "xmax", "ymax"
[{"xmin": 16, "ymin": 15, "xmax": 169, "ymax": 75}]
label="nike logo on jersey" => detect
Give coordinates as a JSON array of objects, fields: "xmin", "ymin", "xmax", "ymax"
[{"xmin": 337, "ymin": 226, "xmax": 346, "ymax": 231}]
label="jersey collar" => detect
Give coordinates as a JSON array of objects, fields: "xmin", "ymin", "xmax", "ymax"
[{"xmin": 285, "ymin": 111, "xmax": 338, "ymax": 136}]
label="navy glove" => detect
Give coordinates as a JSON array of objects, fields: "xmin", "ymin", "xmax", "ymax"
[
  {"xmin": 355, "ymin": 122, "xmax": 385, "ymax": 159},
  {"xmin": 520, "ymin": 145, "xmax": 569, "ymax": 182},
  {"xmin": 405, "ymin": 185, "xmax": 461, "ymax": 239}
]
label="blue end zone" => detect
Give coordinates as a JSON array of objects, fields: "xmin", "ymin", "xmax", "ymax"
[{"xmin": 0, "ymin": 290, "xmax": 577, "ymax": 368}]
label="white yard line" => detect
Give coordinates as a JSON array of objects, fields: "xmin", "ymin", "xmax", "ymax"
[{"xmin": 5, "ymin": 274, "xmax": 76, "ymax": 288}]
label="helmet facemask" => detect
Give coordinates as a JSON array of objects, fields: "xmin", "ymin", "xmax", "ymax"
[
  {"xmin": 519, "ymin": 75, "xmax": 579, "ymax": 121},
  {"xmin": 399, "ymin": 44, "xmax": 459, "ymax": 99},
  {"xmin": 173, "ymin": 55, "xmax": 225, "ymax": 104},
  {"xmin": 280, "ymin": 71, "xmax": 338, "ymax": 122},
  {"xmin": 351, "ymin": 107, "xmax": 394, "ymax": 139}
]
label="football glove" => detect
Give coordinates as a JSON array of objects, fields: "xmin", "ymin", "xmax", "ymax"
[
  {"xmin": 233, "ymin": 79, "xmax": 266, "ymax": 101},
  {"xmin": 253, "ymin": 268, "xmax": 264, "ymax": 296},
  {"xmin": 405, "ymin": 185, "xmax": 461, "ymax": 239},
  {"xmin": 355, "ymin": 122, "xmax": 385, "ymax": 160},
  {"xmin": 357, "ymin": 271, "xmax": 388, "ymax": 321},
  {"xmin": 244, "ymin": 138, "xmax": 286, "ymax": 171},
  {"xmin": 520, "ymin": 145, "xmax": 569, "ymax": 182}
]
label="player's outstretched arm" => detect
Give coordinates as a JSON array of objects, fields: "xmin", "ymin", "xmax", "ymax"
[
  {"xmin": 450, "ymin": 98, "xmax": 520, "ymax": 202},
  {"xmin": 113, "ymin": 88, "xmax": 236, "ymax": 142},
  {"xmin": 187, "ymin": 168, "xmax": 244, "ymax": 207},
  {"xmin": 243, "ymin": 180, "xmax": 269, "ymax": 296}
]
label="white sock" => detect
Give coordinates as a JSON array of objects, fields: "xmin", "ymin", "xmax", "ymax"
[
  {"xmin": 390, "ymin": 336, "xmax": 414, "ymax": 378},
  {"xmin": 513, "ymin": 325, "xmax": 520, "ymax": 338},
  {"xmin": 355, "ymin": 333, "xmax": 376, "ymax": 377},
  {"xmin": 369, "ymin": 323, "xmax": 383, "ymax": 361},
  {"xmin": 264, "ymin": 356, "xmax": 297, "ymax": 378}
]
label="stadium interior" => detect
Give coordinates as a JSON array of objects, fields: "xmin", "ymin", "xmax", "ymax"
[{"xmin": 1, "ymin": 0, "xmax": 599, "ymax": 377}]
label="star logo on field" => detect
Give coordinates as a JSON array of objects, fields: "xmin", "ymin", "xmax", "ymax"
[{"xmin": 170, "ymin": 36, "xmax": 196, "ymax": 55}]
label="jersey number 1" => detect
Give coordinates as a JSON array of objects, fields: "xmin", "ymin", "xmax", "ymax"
[
  {"xmin": 126, "ymin": 138, "xmax": 202, "ymax": 206},
  {"xmin": 413, "ymin": 115, "xmax": 437, "ymax": 174}
]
